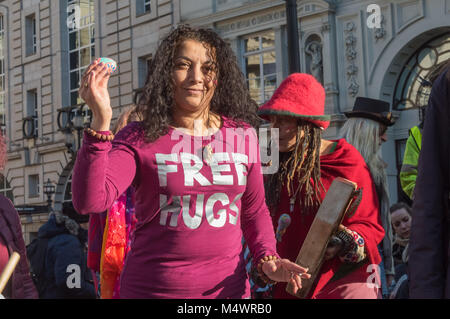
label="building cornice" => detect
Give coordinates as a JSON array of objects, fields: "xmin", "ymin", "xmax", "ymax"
[
  {"xmin": 183, "ymin": 0, "xmax": 336, "ymax": 27},
  {"xmin": 183, "ymin": 0, "xmax": 285, "ymax": 26}
]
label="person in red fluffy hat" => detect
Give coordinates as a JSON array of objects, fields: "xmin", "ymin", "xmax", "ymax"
[{"xmin": 258, "ymin": 73, "xmax": 385, "ymax": 299}]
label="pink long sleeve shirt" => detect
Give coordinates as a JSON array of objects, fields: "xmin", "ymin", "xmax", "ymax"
[{"xmin": 72, "ymin": 117, "xmax": 278, "ymax": 298}]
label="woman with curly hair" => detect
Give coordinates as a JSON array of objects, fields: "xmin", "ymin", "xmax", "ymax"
[{"xmin": 72, "ymin": 25, "xmax": 308, "ymax": 298}]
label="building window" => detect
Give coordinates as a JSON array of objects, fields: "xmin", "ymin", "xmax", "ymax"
[
  {"xmin": 394, "ymin": 33, "xmax": 450, "ymax": 110},
  {"xmin": 26, "ymin": 89, "xmax": 38, "ymax": 137},
  {"xmin": 133, "ymin": 56, "xmax": 152, "ymax": 105},
  {"xmin": 25, "ymin": 14, "xmax": 37, "ymax": 56},
  {"xmin": 138, "ymin": 56, "xmax": 152, "ymax": 88},
  {"xmin": 0, "ymin": 174, "xmax": 13, "ymax": 202},
  {"xmin": 144, "ymin": 0, "xmax": 152, "ymax": 13},
  {"xmin": 28, "ymin": 174, "xmax": 40, "ymax": 198},
  {"xmin": 137, "ymin": 0, "xmax": 152, "ymax": 15},
  {"xmin": 0, "ymin": 14, "xmax": 5, "ymax": 135},
  {"xmin": 68, "ymin": 0, "xmax": 95, "ymax": 106},
  {"xmin": 242, "ymin": 31, "xmax": 276, "ymax": 104}
]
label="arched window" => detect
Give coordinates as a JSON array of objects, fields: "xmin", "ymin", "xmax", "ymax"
[{"xmin": 393, "ymin": 33, "xmax": 450, "ymax": 110}]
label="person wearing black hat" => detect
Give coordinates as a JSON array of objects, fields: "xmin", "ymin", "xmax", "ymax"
[{"xmin": 340, "ymin": 97, "xmax": 396, "ymax": 298}]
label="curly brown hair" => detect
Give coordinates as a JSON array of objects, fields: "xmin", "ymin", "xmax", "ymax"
[{"xmin": 134, "ymin": 25, "xmax": 261, "ymax": 142}]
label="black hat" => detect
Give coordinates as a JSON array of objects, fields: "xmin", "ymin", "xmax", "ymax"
[{"xmin": 344, "ymin": 97, "xmax": 395, "ymax": 126}]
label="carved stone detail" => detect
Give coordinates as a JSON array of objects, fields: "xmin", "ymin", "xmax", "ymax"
[
  {"xmin": 374, "ymin": 14, "xmax": 386, "ymax": 41},
  {"xmin": 344, "ymin": 22, "xmax": 359, "ymax": 97},
  {"xmin": 305, "ymin": 40, "xmax": 323, "ymax": 84},
  {"xmin": 217, "ymin": 10, "xmax": 286, "ymax": 34}
]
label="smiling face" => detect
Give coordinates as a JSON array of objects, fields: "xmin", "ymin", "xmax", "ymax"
[
  {"xmin": 391, "ymin": 208, "xmax": 412, "ymax": 239},
  {"xmin": 172, "ymin": 39, "xmax": 217, "ymax": 116},
  {"xmin": 269, "ymin": 115, "xmax": 302, "ymax": 153}
]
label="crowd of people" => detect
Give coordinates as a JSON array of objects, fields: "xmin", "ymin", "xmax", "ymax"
[{"xmin": 1, "ymin": 24, "xmax": 449, "ymax": 299}]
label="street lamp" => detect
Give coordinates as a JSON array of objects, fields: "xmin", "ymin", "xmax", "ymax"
[
  {"xmin": 43, "ymin": 178, "xmax": 56, "ymax": 211},
  {"xmin": 285, "ymin": 0, "xmax": 301, "ymax": 74},
  {"xmin": 57, "ymin": 103, "xmax": 92, "ymax": 157},
  {"xmin": 72, "ymin": 105, "xmax": 87, "ymax": 151}
]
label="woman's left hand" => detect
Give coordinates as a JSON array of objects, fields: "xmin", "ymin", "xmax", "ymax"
[{"xmin": 262, "ymin": 258, "xmax": 311, "ymax": 290}]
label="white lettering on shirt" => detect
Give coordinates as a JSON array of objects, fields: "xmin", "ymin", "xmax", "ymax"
[
  {"xmin": 159, "ymin": 194, "xmax": 181, "ymax": 227},
  {"xmin": 155, "ymin": 153, "xmax": 178, "ymax": 187},
  {"xmin": 210, "ymin": 153, "xmax": 233, "ymax": 185},
  {"xmin": 228, "ymin": 193, "xmax": 243, "ymax": 225},
  {"xmin": 205, "ymin": 193, "xmax": 230, "ymax": 228},
  {"xmin": 180, "ymin": 152, "xmax": 212, "ymax": 186},
  {"xmin": 232, "ymin": 153, "xmax": 249, "ymax": 186},
  {"xmin": 183, "ymin": 193, "xmax": 204, "ymax": 230}
]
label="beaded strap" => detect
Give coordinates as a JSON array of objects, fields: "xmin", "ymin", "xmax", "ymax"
[
  {"xmin": 256, "ymin": 255, "xmax": 279, "ymax": 285},
  {"xmin": 85, "ymin": 127, "xmax": 115, "ymax": 142},
  {"xmin": 336, "ymin": 226, "xmax": 367, "ymax": 263}
]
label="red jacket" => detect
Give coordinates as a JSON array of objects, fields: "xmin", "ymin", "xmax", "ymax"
[
  {"xmin": 271, "ymin": 139, "xmax": 384, "ymax": 298},
  {"xmin": 0, "ymin": 195, "xmax": 38, "ymax": 299}
]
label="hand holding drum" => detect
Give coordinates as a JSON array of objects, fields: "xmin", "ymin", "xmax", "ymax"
[{"xmin": 78, "ymin": 57, "xmax": 118, "ymax": 132}]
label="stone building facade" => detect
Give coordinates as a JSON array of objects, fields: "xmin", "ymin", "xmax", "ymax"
[
  {"xmin": 181, "ymin": 0, "xmax": 450, "ymax": 205},
  {"xmin": 0, "ymin": 0, "xmax": 181, "ymax": 244},
  {"xmin": 0, "ymin": 0, "xmax": 448, "ymax": 243}
]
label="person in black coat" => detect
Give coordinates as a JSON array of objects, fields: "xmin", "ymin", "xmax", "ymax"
[
  {"xmin": 409, "ymin": 60, "xmax": 450, "ymax": 298},
  {"xmin": 37, "ymin": 203, "xmax": 95, "ymax": 299}
]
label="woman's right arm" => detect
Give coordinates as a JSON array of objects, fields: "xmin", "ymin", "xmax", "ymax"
[
  {"xmin": 72, "ymin": 59, "xmax": 136, "ymax": 215},
  {"xmin": 72, "ymin": 132, "xmax": 137, "ymax": 215}
]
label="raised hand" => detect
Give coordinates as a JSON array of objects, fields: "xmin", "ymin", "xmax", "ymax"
[{"xmin": 78, "ymin": 58, "xmax": 113, "ymax": 131}]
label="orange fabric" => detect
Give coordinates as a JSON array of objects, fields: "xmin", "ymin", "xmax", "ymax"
[{"xmin": 100, "ymin": 198, "xmax": 126, "ymax": 299}]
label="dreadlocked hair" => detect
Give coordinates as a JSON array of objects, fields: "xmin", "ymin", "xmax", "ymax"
[
  {"xmin": 134, "ymin": 24, "xmax": 261, "ymax": 142},
  {"xmin": 265, "ymin": 121, "xmax": 324, "ymax": 214}
]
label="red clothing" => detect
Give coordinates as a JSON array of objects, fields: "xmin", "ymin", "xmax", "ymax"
[
  {"xmin": 0, "ymin": 235, "xmax": 9, "ymax": 272},
  {"xmin": 313, "ymin": 265, "xmax": 381, "ymax": 299},
  {"xmin": 272, "ymin": 139, "xmax": 384, "ymax": 299},
  {"xmin": 0, "ymin": 235, "xmax": 10, "ymax": 298},
  {"xmin": 0, "ymin": 195, "xmax": 38, "ymax": 299}
]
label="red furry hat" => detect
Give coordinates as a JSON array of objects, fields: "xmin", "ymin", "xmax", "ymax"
[{"xmin": 258, "ymin": 73, "xmax": 330, "ymax": 130}]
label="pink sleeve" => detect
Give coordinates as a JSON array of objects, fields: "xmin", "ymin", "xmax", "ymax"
[
  {"xmin": 240, "ymin": 134, "xmax": 278, "ymax": 262},
  {"xmin": 72, "ymin": 130, "xmax": 137, "ymax": 215}
]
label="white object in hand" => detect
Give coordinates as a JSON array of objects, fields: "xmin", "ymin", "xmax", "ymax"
[{"xmin": 99, "ymin": 57, "xmax": 118, "ymax": 73}]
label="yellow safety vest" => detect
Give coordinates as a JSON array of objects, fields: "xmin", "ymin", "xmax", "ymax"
[{"xmin": 400, "ymin": 126, "xmax": 422, "ymax": 199}]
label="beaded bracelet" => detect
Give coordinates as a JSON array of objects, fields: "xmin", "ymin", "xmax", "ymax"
[
  {"xmin": 335, "ymin": 228, "xmax": 356, "ymax": 257},
  {"xmin": 84, "ymin": 127, "xmax": 115, "ymax": 142},
  {"xmin": 256, "ymin": 255, "xmax": 279, "ymax": 285}
]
